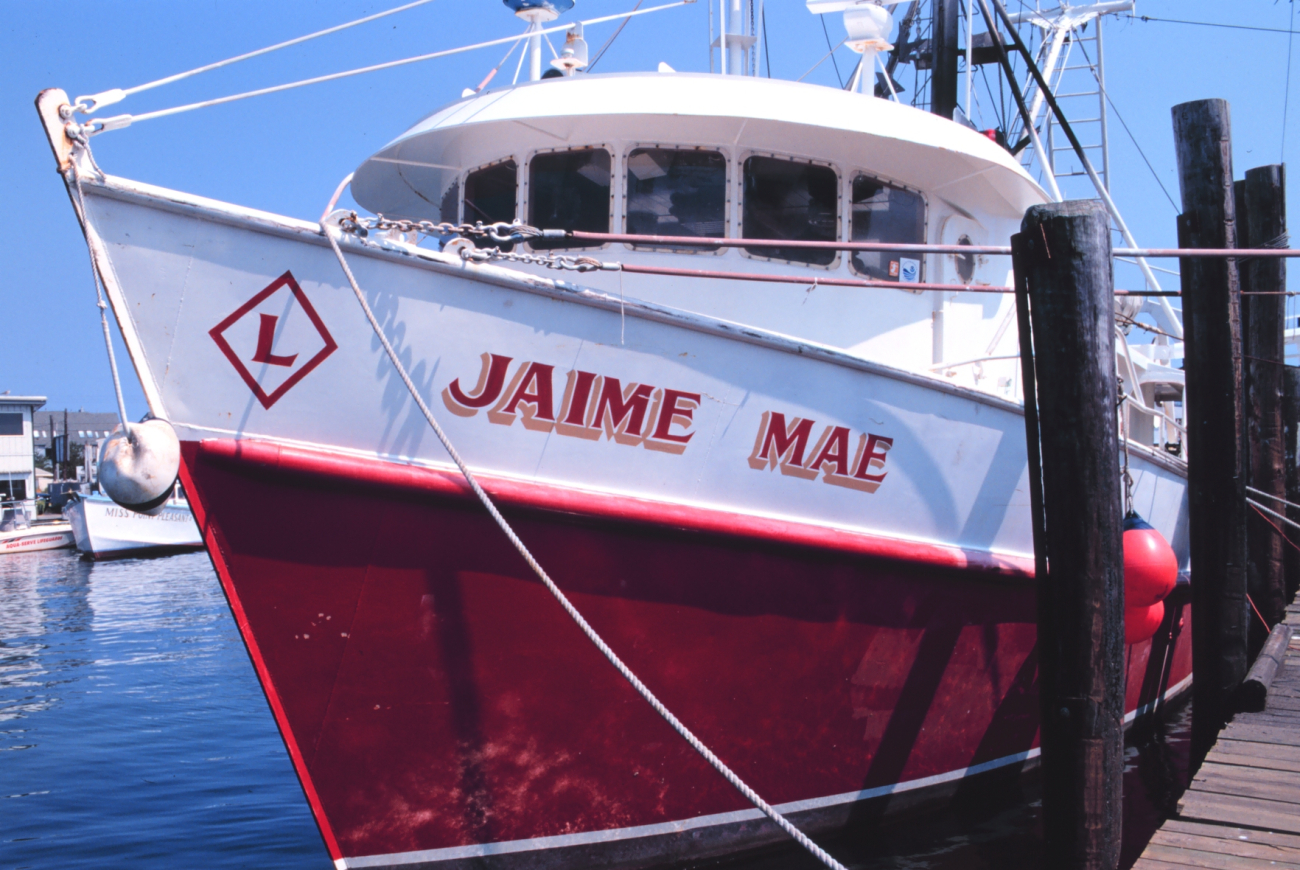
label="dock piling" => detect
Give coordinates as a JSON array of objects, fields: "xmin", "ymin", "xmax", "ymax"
[
  {"xmin": 1172, "ymin": 98, "xmax": 1249, "ymax": 763},
  {"xmin": 1241, "ymin": 164, "xmax": 1289, "ymax": 645},
  {"xmin": 1013, "ymin": 200, "xmax": 1124, "ymax": 870},
  {"xmin": 1285, "ymin": 365, "xmax": 1300, "ymax": 600}
]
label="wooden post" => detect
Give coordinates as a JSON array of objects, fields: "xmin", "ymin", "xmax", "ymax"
[
  {"xmin": 1172, "ymin": 99, "xmax": 1249, "ymax": 762},
  {"xmin": 1013, "ymin": 200, "xmax": 1123, "ymax": 870},
  {"xmin": 1242, "ymin": 165, "xmax": 1289, "ymax": 636},
  {"xmin": 1285, "ymin": 365, "xmax": 1300, "ymax": 601}
]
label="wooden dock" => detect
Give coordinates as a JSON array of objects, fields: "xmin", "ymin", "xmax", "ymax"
[{"xmin": 1133, "ymin": 601, "xmax": 1300, "ymax": 870}]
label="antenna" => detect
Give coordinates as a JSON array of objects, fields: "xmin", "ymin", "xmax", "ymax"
[
  {"xmin": 805, "ymin": 0, "xmax": 904, "ymax": 94},
  {"xmin": 503, "ymin": 0, "xmax": 576, "ymax": 81}
]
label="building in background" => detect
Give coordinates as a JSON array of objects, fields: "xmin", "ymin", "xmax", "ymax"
[
  {"xmin": 30, "ymin": 411, "xmax": 119, "ymax": 453},
  {"xmin": 0, "ymin": 394, "xmax": 47, "ymax": 504}
]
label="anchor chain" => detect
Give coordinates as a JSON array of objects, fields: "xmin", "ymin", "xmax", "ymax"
[
  {"xmin": 338, "ymin": 213, "xmax": 558, "ymax": 245},
  {"xmin": 337, "ymin": 213, "xmax": 618, "ymax": 273},
  {"xmin": 456, "ymin": 245, "xmax": 619, "ymax": 273}
]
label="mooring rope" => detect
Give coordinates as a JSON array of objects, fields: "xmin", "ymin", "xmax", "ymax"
[
  {"xmin": 1247, "ymin": 486, "xmax": 1300, "ymax": 516},
  {"xmin": 322, "ymin": 224, "xmax": 847, "ymax": 870},
  {"xmin": 67, "ymin": 154, "xmax": 130, "ymax": 429}
]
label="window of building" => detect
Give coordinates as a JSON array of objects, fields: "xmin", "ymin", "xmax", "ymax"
[
  {"xmin": 528, "ymin": 148, "xmax": 611, "ymax": 249},
  {"xmin": 625, "ymin": 148, "xmax": 726, "ymax": 250},
  {"xmin": 850, "ymin": 174, "xmax": 926, "ymax": 282},
  {"xmin": 0, "ymin": 414, "xmax": 21, "ymax": 436},
  {"xmin": 0, "ymin": 480, "xmax": 27, "ymax": 501},
  {"xmin": 742, "ymin": 156, "xmax": 838, "ymax": 266}
]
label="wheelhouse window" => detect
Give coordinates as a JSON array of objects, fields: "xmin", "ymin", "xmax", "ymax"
[
  {"xmin": 439, "ymin": 180, "xmax": 460, "ymax": 224},
  {"xmin": 528, "ymin": 148, "xmax": 611, "ymax": 249},
  {"xmin": 742, "ymin": 156, "xmax": 838, "ymax": 266},
  {"xmin": 625, "ymin": 148, "xmax": 726, "ymax": 250},
  {"xmin": 850, "ymin": 175, "xmax": 926, "ymax": 282},
  {"xmin": 463, "ymin": 160, "xmax": 517, "ymax": 248}
]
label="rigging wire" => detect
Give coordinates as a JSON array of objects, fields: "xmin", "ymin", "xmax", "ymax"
[
  {"xmin": 1285, "ymin": 1, "xmax": 1296, "ymax": 163},
  {"xmin": 80, "ymin": 1, "xmax": 693, "ymax": 134},
  {"xmin": 471, "ymin": 37, "xmax": 525, "ymax": 94},
  {"xmin": 587, "ymin": 0, "xmax": 644, "ymax": 71},
  {"xmin": 820, "ymin": 14, "xmax": 845, "ymax": 88},
  {"xmin": 74, "ymin": 0, "xmax": 441, "ymax": 113},
  {"xmin": 762, "ymin": 4, "xmax": 772, "ymax": 77},
  {"xmin": 1130, "ymin": 15, "xmax": 1300, "ymax": 36},
  {"xmin": 796, "ymin": 37, "xmax": 848, "ymax": 82}
]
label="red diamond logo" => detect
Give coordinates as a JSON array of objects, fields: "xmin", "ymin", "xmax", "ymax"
[{"xmin": 210, "ymin": 271, "xmax": 338, "ymax": 409}]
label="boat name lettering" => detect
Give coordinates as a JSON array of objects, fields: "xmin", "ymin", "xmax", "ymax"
[
  {"xmin": 104, "ymin": 507, "xmax": 190, "ymax": 522},
  {"xmin": 747, "ymin": 411, "xmax": 893, "ymax": 493},
  {"xmin": 442, "ymin": 352, "xmax": 700, "ymax": 454}
]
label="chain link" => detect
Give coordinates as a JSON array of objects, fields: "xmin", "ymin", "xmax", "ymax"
[
  {"xmin": 456, "ymin": 245, "xmax": 619, "ymax": 273},
  {"xmin": 337, "ymin": 213, "xmax": 617, "ymax": 273},
  {"xmin": 338, "ymin": 212, "xmax": 560, "ymax": 245}
]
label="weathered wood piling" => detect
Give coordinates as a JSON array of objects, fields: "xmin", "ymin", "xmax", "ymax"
[
  {"xmin": 1241, "ymin": 165, "xmax": 1289, "ymax": 650},
  {"xmin": 1013, "ymin": 200, "xmax": 1124, "ymax": 870},
  {"xmin": 1286, "ymin": 365, "xmax": 1300, "ymax": 600},
  {"xmin": 1172, "ymin": 98, "xmax": 1250, "ymax": 762}
]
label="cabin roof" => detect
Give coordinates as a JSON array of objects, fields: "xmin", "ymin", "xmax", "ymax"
[{"xmin": 351, "ymin": 71, "xmax": 1047, "ymax": 222}]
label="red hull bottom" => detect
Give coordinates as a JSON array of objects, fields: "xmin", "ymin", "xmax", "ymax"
[{"xmin": 180, "ymin": 440, "xmax": 1192, "ymax": 869}]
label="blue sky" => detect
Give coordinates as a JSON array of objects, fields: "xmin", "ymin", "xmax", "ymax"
[{"xmin": 2, "ymin": 0, "xmax": 1296, "ymax": 415}]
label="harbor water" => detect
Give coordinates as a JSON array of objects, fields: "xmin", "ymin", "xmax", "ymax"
[{"xmin": 1, "ymin": 550, "xmax": 1191, "ymax": 869}]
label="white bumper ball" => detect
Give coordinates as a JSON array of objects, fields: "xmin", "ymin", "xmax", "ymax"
[{"xmin": 98, "ymin": 419, "xmax": 181, "ymax": 515}]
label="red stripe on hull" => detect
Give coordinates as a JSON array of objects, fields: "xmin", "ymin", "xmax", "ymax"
[
  {"xmin": 196, "ymin": 438, "xmax": 1035, "ymax": 579},
  {"xmin": 181, "ymin": 439, "xmax": 1191, "ymax": 865}
]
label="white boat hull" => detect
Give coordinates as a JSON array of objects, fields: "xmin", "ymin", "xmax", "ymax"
[
  {"xmin": 0, "ymin": 523, "xmax": 75, "ymax": 554},
  {"xmin": 65, "ymin": 494, "xmax": 203, "ymax": 559}
]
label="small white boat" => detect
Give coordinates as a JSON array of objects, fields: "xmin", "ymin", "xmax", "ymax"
[
  {"xmin": 0, "ymin": 502, "xmax": 74, "ymax": 554},
  {"xmin": 65, "ymin": 491, "xmax": 204, "ymax": 559}
]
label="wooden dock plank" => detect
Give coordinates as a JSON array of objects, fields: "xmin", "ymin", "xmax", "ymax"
[
  {"xmin": 1196, "ymin": 761, "xmax": 1300, "ymax": 787},
  {"xmin": 1178, "ymin": 788, "xmax": 1300, "ymax": 834},
  {"xmin": 1133, "ymin": 859, "xmax": 1213, "ymax": 870},
  {"xmin": 1134, "ymin": 617, "xmax": 1300, "ymax": 869},
  {"xmin": 1159, "ymin": 820, "xmax": 1300, "ymax": 849},
  {"xmin": 1142, "ymin": 842, "xmax": 1300, "ymax": 869},
  {"xmin": 1184, "ymin": 774, "xmax": 1300, "ymax": 806},
  {"xmin": 1150, "ymin": 829, "xmax": 1300, "ymax": 862}
]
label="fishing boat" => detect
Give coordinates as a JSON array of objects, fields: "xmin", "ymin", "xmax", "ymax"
[
  {"xmin": 37, "ymin": 1, "xmax": 1193, "ymax": 867},
  {"xmin": 65, "ymin": 489, "xmax": 204, "ymax": 560},
  {"xmin": 0, "ymin": 502, "xmax": 75, "ymax": 555}
]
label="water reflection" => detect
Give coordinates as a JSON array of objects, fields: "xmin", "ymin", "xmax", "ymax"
[{"xmin": 0, "ymin": 550, "xmax": 327, "ymax": 868}]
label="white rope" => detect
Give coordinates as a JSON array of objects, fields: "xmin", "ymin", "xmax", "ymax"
[
  {"xmin": 84, "ymin": 1, "xmax": 695, "ymax": 134},
  {"xmin": 322, "ymin": 225, "xmax": 847, "ymax": 870},
  {"xmin": 1248, "ymin": 486, "xmax": 1300, "ymax": 516},
  {"xmin": 74, "ymin": 0, "xmax": 441, "ymax": 114},
  {"xmin": 67, "ymin": 156, "xmax": 130, "ymax": 428},
  {"xmin": 1248, "ymin": 497, "xmax": 1300, "ymax": 534}
]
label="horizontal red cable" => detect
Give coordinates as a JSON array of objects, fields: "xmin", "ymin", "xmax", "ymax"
[
  {"xmin": 566, "ymin": 230, "xmax": 1299, "ymax": 259},
  {"xmin": 619, "ymin": 263, "xmax": 1177, "ymax": 296}
]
